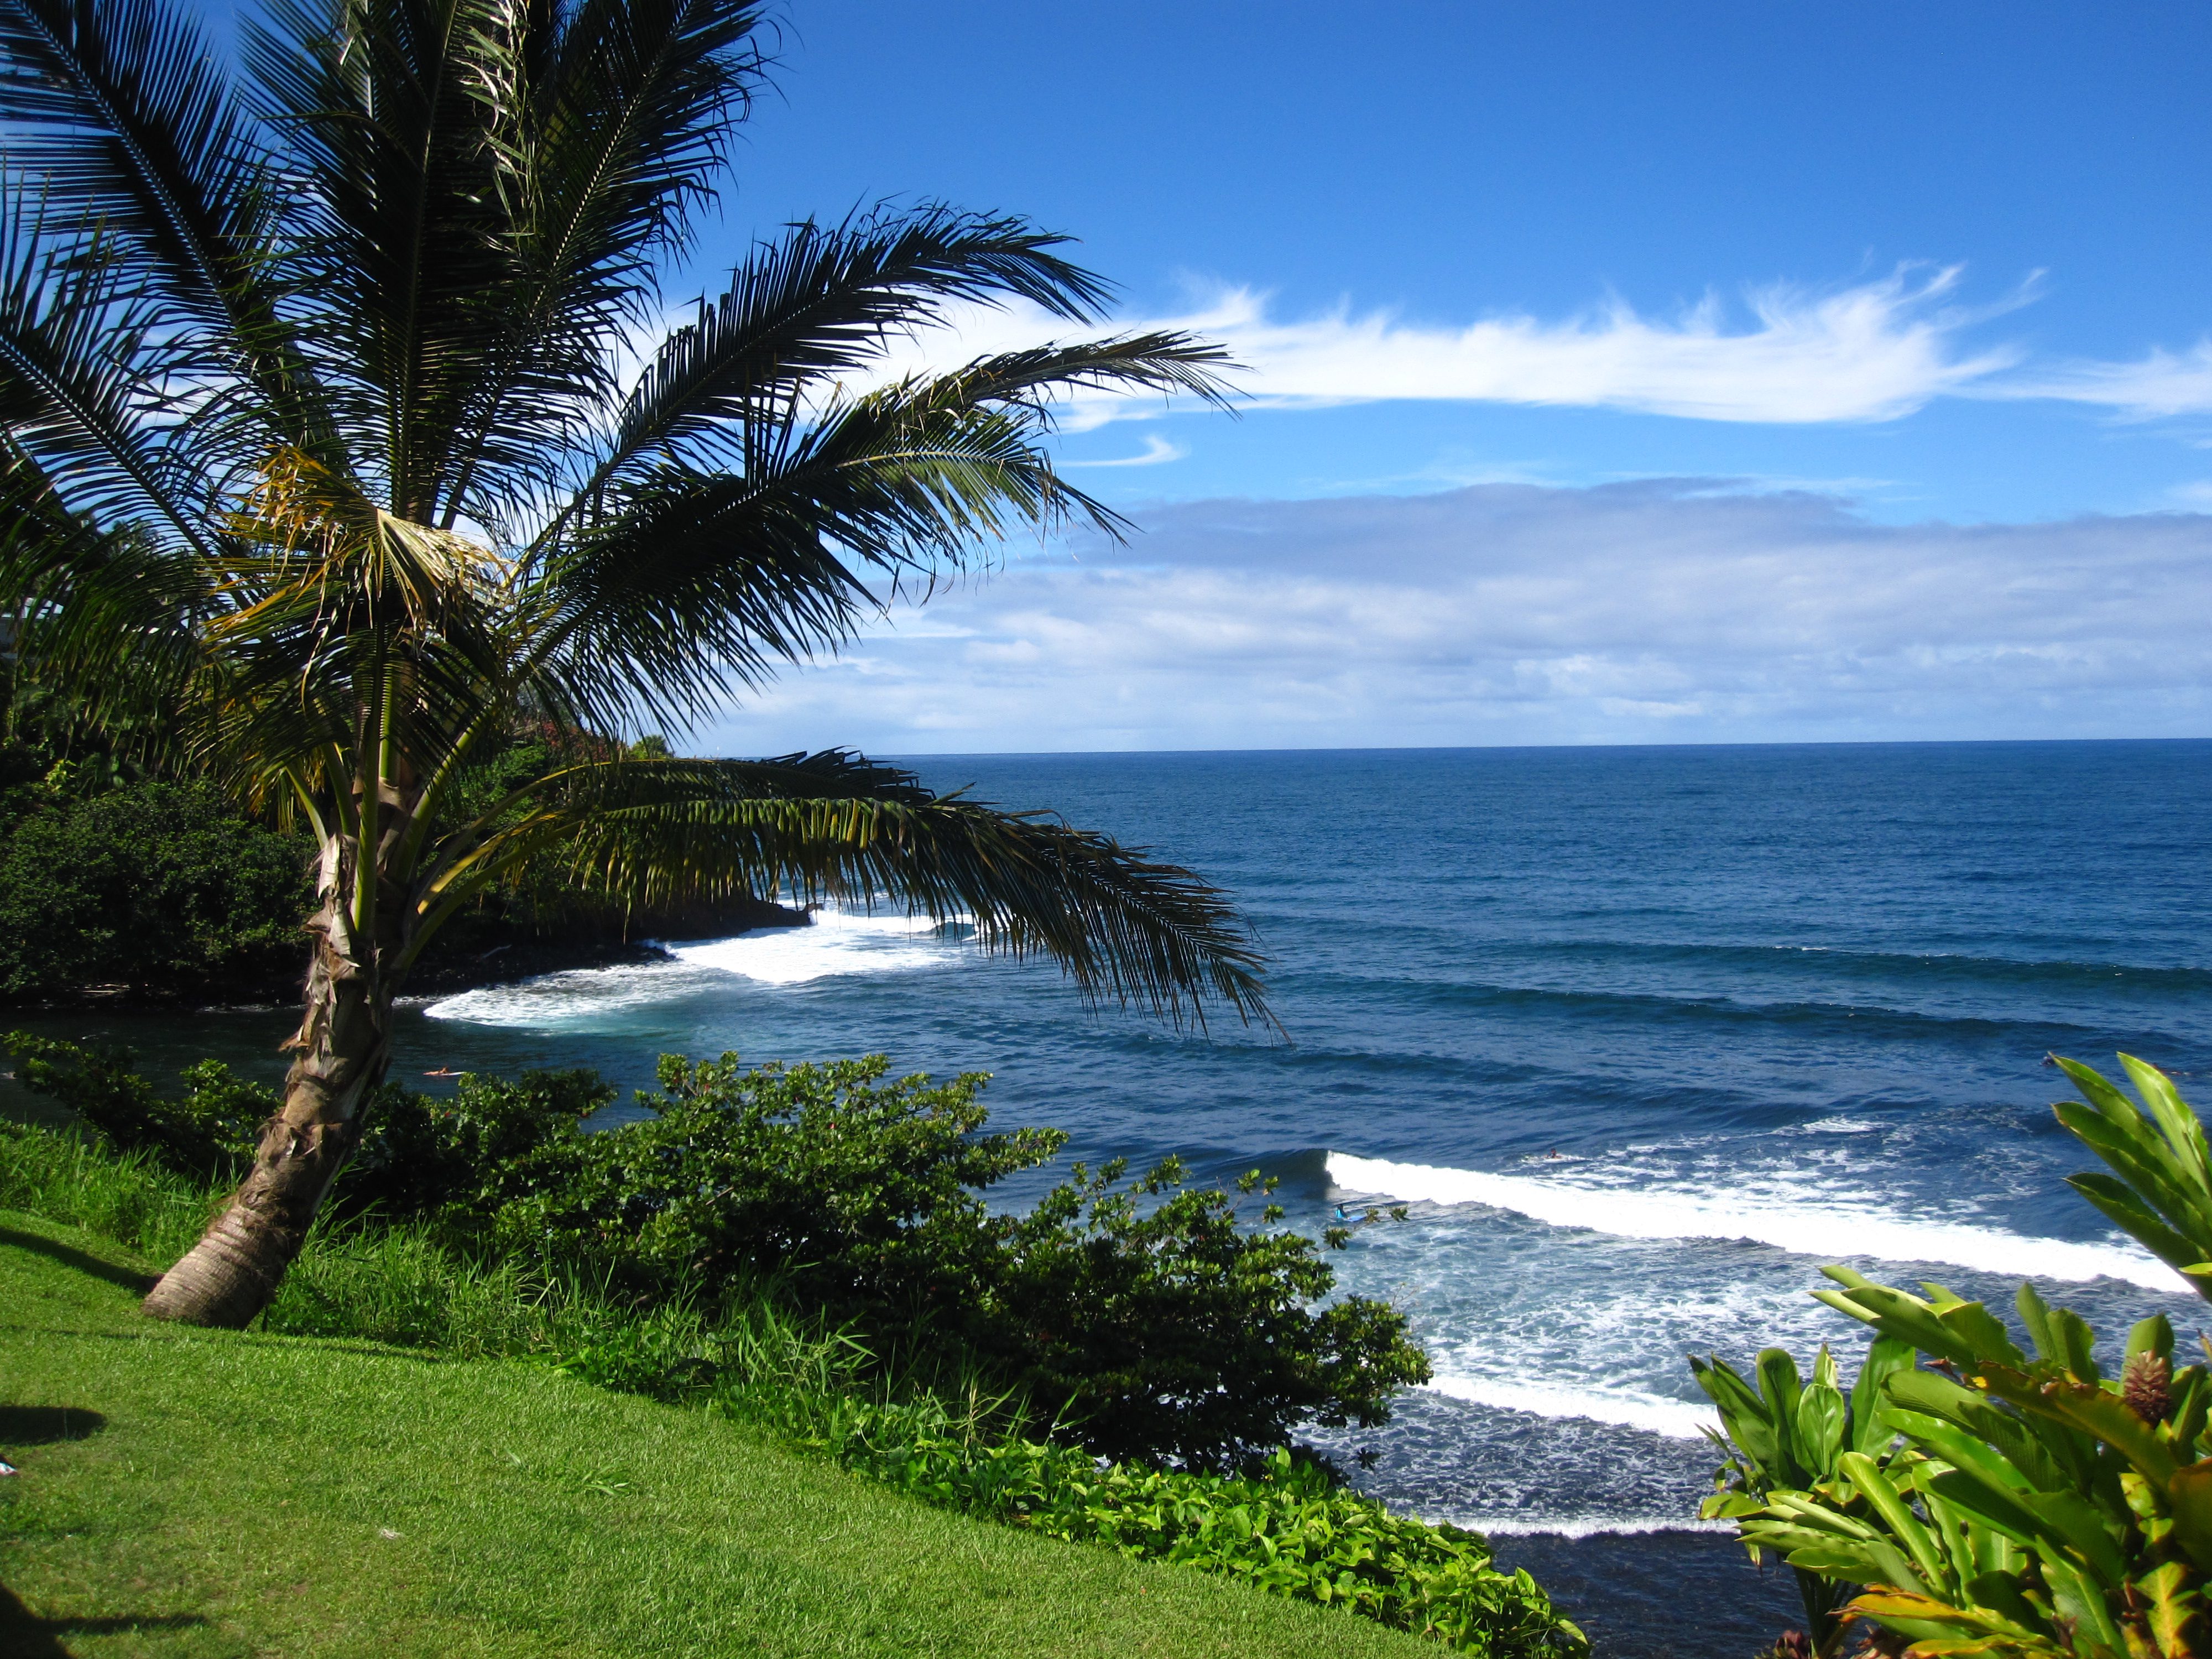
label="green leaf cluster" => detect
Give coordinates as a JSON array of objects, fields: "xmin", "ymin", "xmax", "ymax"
[
  {"xmin": 0, "ymin": 779, "xmax": 310, "ymax": 1001},
  {"xmin": 1700, "ymin": 1057, "xmax": 2212, "ymax": 1659},
  {"xmin": 1693, "ymin": 1336, "xmax": 1914, "ymax": 1654}
]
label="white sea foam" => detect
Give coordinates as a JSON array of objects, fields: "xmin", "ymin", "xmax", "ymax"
[
  {"xmin": 1425, "ymin": 1374, "xmax": 1720, "ymax": 1441},
  {"xmin": 425, "ymin": 960, "xmax": 700, "ymax": 1025},
  {"xmin": 1463, "ymin": 1514, "xmax": 1733, "ymax": 1539},
  {"xmin": 664, "ymin": 909, "xmax": 962, "ymax": 986},
  {"xmin": 1327, "ymin": 1151, "xmax": 2188, "ymax": 1292},
  {"xmin": 425, "ymin": 909, "xmax": 967, "ymax": 1025}
]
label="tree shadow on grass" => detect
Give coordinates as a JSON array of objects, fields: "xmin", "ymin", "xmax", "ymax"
[
  {"xmin": 0, "ymin": 1405, "xmax": 105, "ymax": 1444},
  {"xmin": 0, "ymin": 1584, "xmax": 206, "ymax": 1656},
  {"xmin": 0, "ymin": 1228, "xmax": 159, "ymax": 1296}
]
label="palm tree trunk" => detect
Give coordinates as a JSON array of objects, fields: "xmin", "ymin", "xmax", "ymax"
[{"xmin": 142, "ymin": 844, "xmax": 392, "ymax": 1327}]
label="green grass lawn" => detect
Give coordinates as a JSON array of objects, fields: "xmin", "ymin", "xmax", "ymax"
[{"xmin": 0, "ymin": 1211, "xmax": 1433, "ymax": 1658}]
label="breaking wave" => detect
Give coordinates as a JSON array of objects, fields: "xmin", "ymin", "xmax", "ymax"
[{"xmin": 1327, "ymin": 1151, "xmax": 2183, "ymax": 1292}]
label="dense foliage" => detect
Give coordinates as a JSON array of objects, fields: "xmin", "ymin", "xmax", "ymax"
[
  {"xmin": 0, "ymin": 781, "xmax": 309, "ymax": 1001},
  {"xmin": 1692, "ymin": 1337, "xmax": 1915, "ymax": 1656},
  {"xmin": 1697, "ymin": 1056, "xmax": 2212, "ymax": 1659},
  {"xmin": 5, "ymin": 1036, "xmax": 1428, "ymax": 1468}
]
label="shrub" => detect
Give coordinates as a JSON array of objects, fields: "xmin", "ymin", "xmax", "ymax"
[
  {"xmin": 4, "ymin": 1031, "xmax": 272, "ymax": 1179},
  {"xmin": 0, "ymin": 780, "xmax": 310, "ymax": 1001},
  {"xmin": 340, "ymin": 1067, "xmax": 613, "ymax": 1223},
  {"xmin": 490, "ymin": 1050, "xmax": 1432, "ymax": 1465},
  {"xmin": 976, "ymin": 1154, "xmax": 1431, "ymax": 1465}
]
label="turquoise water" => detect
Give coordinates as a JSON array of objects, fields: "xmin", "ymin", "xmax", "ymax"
[{"xmin": 56, "ymin": 739, "xmax": 2212, "ymax": 1653}]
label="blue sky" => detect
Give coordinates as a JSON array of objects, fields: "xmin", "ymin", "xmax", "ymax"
[
  {"xmin": 709, "ymin": 1, "xmax": 2212, "ymax": 523},
  {"xmin": 188, "ymin": 1, "xmax": 2212, "ymax": 749},
  {"xmin": 669, "ymin": 3, "xmax": 2212, "ymax": 752}
]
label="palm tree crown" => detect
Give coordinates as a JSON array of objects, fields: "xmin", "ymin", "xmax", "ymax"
[{"xmin": 0, "ymin": 0, "xmax": 1267, "ymax": 1326}]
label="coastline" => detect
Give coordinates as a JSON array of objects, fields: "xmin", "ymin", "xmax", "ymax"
[{"xmin": 2, "ymin": 895, "xmax": 815, "ymax": 1016}]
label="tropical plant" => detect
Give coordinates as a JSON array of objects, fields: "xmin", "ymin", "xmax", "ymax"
[
  {"xmin": 1697, "ymin": 1056, "xmax": 2212, "ymax": 1659},
  {"xmin": 1692, "ymin": 1335, "xmax": 1913, "ymax": 1656},
  {"xmin": 1735, "ymin": 1276, "xmax": 2209, "ymax": 1659},
  {"xmin": 2052, "ymin": 1053, "xmax": 2212, "ymax": 1300},
  {"xmin": 0, "ymin": 0, "xmax": 1264, "ymax": 1327}
]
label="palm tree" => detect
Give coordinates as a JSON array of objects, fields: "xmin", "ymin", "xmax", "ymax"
[{"xmin": 0, "ymin": 0, "xmax": 1267, "ymax": 1328}]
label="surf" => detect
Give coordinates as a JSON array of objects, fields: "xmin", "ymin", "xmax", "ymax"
[{"xmin": 1327, "ymin": 1150, "xmax": 2185, "ymax": 1292}]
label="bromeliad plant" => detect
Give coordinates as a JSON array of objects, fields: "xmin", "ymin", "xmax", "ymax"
[
  {"xmin": 0, "ymin": 0, "xmax": 1266, "ymax": 1328},
  {"xmin": 1692, "ymin": 1336, "xmax": 1914, "ymax": 1655},
  {"xmin": 1698, "ymin": 1056, "xmax": 2212, "ymax": 1659}
]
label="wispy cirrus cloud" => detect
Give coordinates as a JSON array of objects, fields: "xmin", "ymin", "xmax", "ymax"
[
  {"xmin": 1057, "ymin": 432, "xmax": 1187, "ymax": 467},
  {"xmin": 867, "ymin": 265, "xmax": 2023, "ymax": 430},
  {"xmin": 2001, "ymin": 340, "xmax": 2212, "ymax": 418}
]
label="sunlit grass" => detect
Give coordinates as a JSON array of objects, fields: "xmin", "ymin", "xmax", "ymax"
[{"xmin": 0, "ymin": 1210, "xmax": 1427, "ymax": 1658}]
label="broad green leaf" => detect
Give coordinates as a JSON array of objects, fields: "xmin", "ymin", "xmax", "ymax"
[
  {"xmin": 1852, "ymin": 1335, "xmax": 1916, "ymax": 1457},
  {"xmin": 1795, "ymin": 1381, "xmax": 1846, "ymax": 1481}
]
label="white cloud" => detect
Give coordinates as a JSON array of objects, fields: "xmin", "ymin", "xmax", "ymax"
[
  {"xmin": 1058, "ymin": 433, "xmax": 1187, "ymax": 468},
  {"xmin": 2006, "ymin": 340, "xmax": 2212, "ymax": 418},
  {"xmin": 863, "ymin": 266, "xmax": 2020, "ymax": 429},
  {"xmin": 696, "ymin": 482, "xmax": 2212, "ymax": 754}
]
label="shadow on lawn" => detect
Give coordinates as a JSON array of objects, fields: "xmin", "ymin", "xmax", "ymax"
[
  {"xmin": 0, "ymin": 1227, "xmax": 159, "ymax": 1296},
  {"xmin": 0, "ymin": 1585, "xmax": 207, "ymax": 1656},
  {"xmin": 0, "ymin": 1405, "xmax": 105, "ymax": 1444}
]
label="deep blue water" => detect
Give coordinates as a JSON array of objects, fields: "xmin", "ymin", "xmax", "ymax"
[{"xmin": 48, "ymin": 739, "xmax": 2212, "ymax": 1655}]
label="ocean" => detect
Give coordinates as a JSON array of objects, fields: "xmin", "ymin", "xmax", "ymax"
[{"xmin": 53, "ymin": 740, "xmax": 2212, "ymax": 1655}]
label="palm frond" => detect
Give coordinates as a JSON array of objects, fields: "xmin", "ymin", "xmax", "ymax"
[
  {"xmin": 421, "ymin": 752, "xmax": 1272, "ymax": 1029},
  {"xmin": 522, "ymin": 335, "xmax": 1234, "ymax": 734},
  {"xmin": 0, "ymin": 187, "xmax": 222, "ymax": 559},
  {"xmin": 244, "ymin": 0, "xmax": 518, "ymax": 517},
  {"xmin": 437, "ymin": 0, "xmax": 771, "ymax": 530},
  {"xmin": 0, "ymin": 439, "xmax": 207, "ymax": 754},
  {"xmin": 537, "ymin": 205, "xmax": 1131, "ymax": 544},
  {"xmin": 0, "ymin": 0, "xmax": 331, "ymax": 447}
]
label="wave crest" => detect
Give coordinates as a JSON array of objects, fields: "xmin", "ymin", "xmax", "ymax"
[{"xmin": 1327, "ymin": 1151, "xmax": 2184, "ymax": 1291}]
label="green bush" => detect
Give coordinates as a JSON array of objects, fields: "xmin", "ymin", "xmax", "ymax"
[
  {"xmin": 341, "ymin": 1066, "xmax": 613, "ymax": 1221},
  {"xmin": 4, "ymin": 1031, "xmax": 273, "ymax": 1178},
  {"xmin": 487, "ymin": 1050, "xmax": 1432, "ymax": 1465},
  {"xmin": 0, "ymin": 780, "xmax": 310, "ymax": 1001},
  {"xmin": 975, "ymin": 1153, "xmax": 1431, "ymax": 1465}
]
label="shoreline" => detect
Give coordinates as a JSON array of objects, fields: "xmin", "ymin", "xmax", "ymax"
[{"xmin": 1, "ymin": 897, "xmax": 815, "ymax": 1018}]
